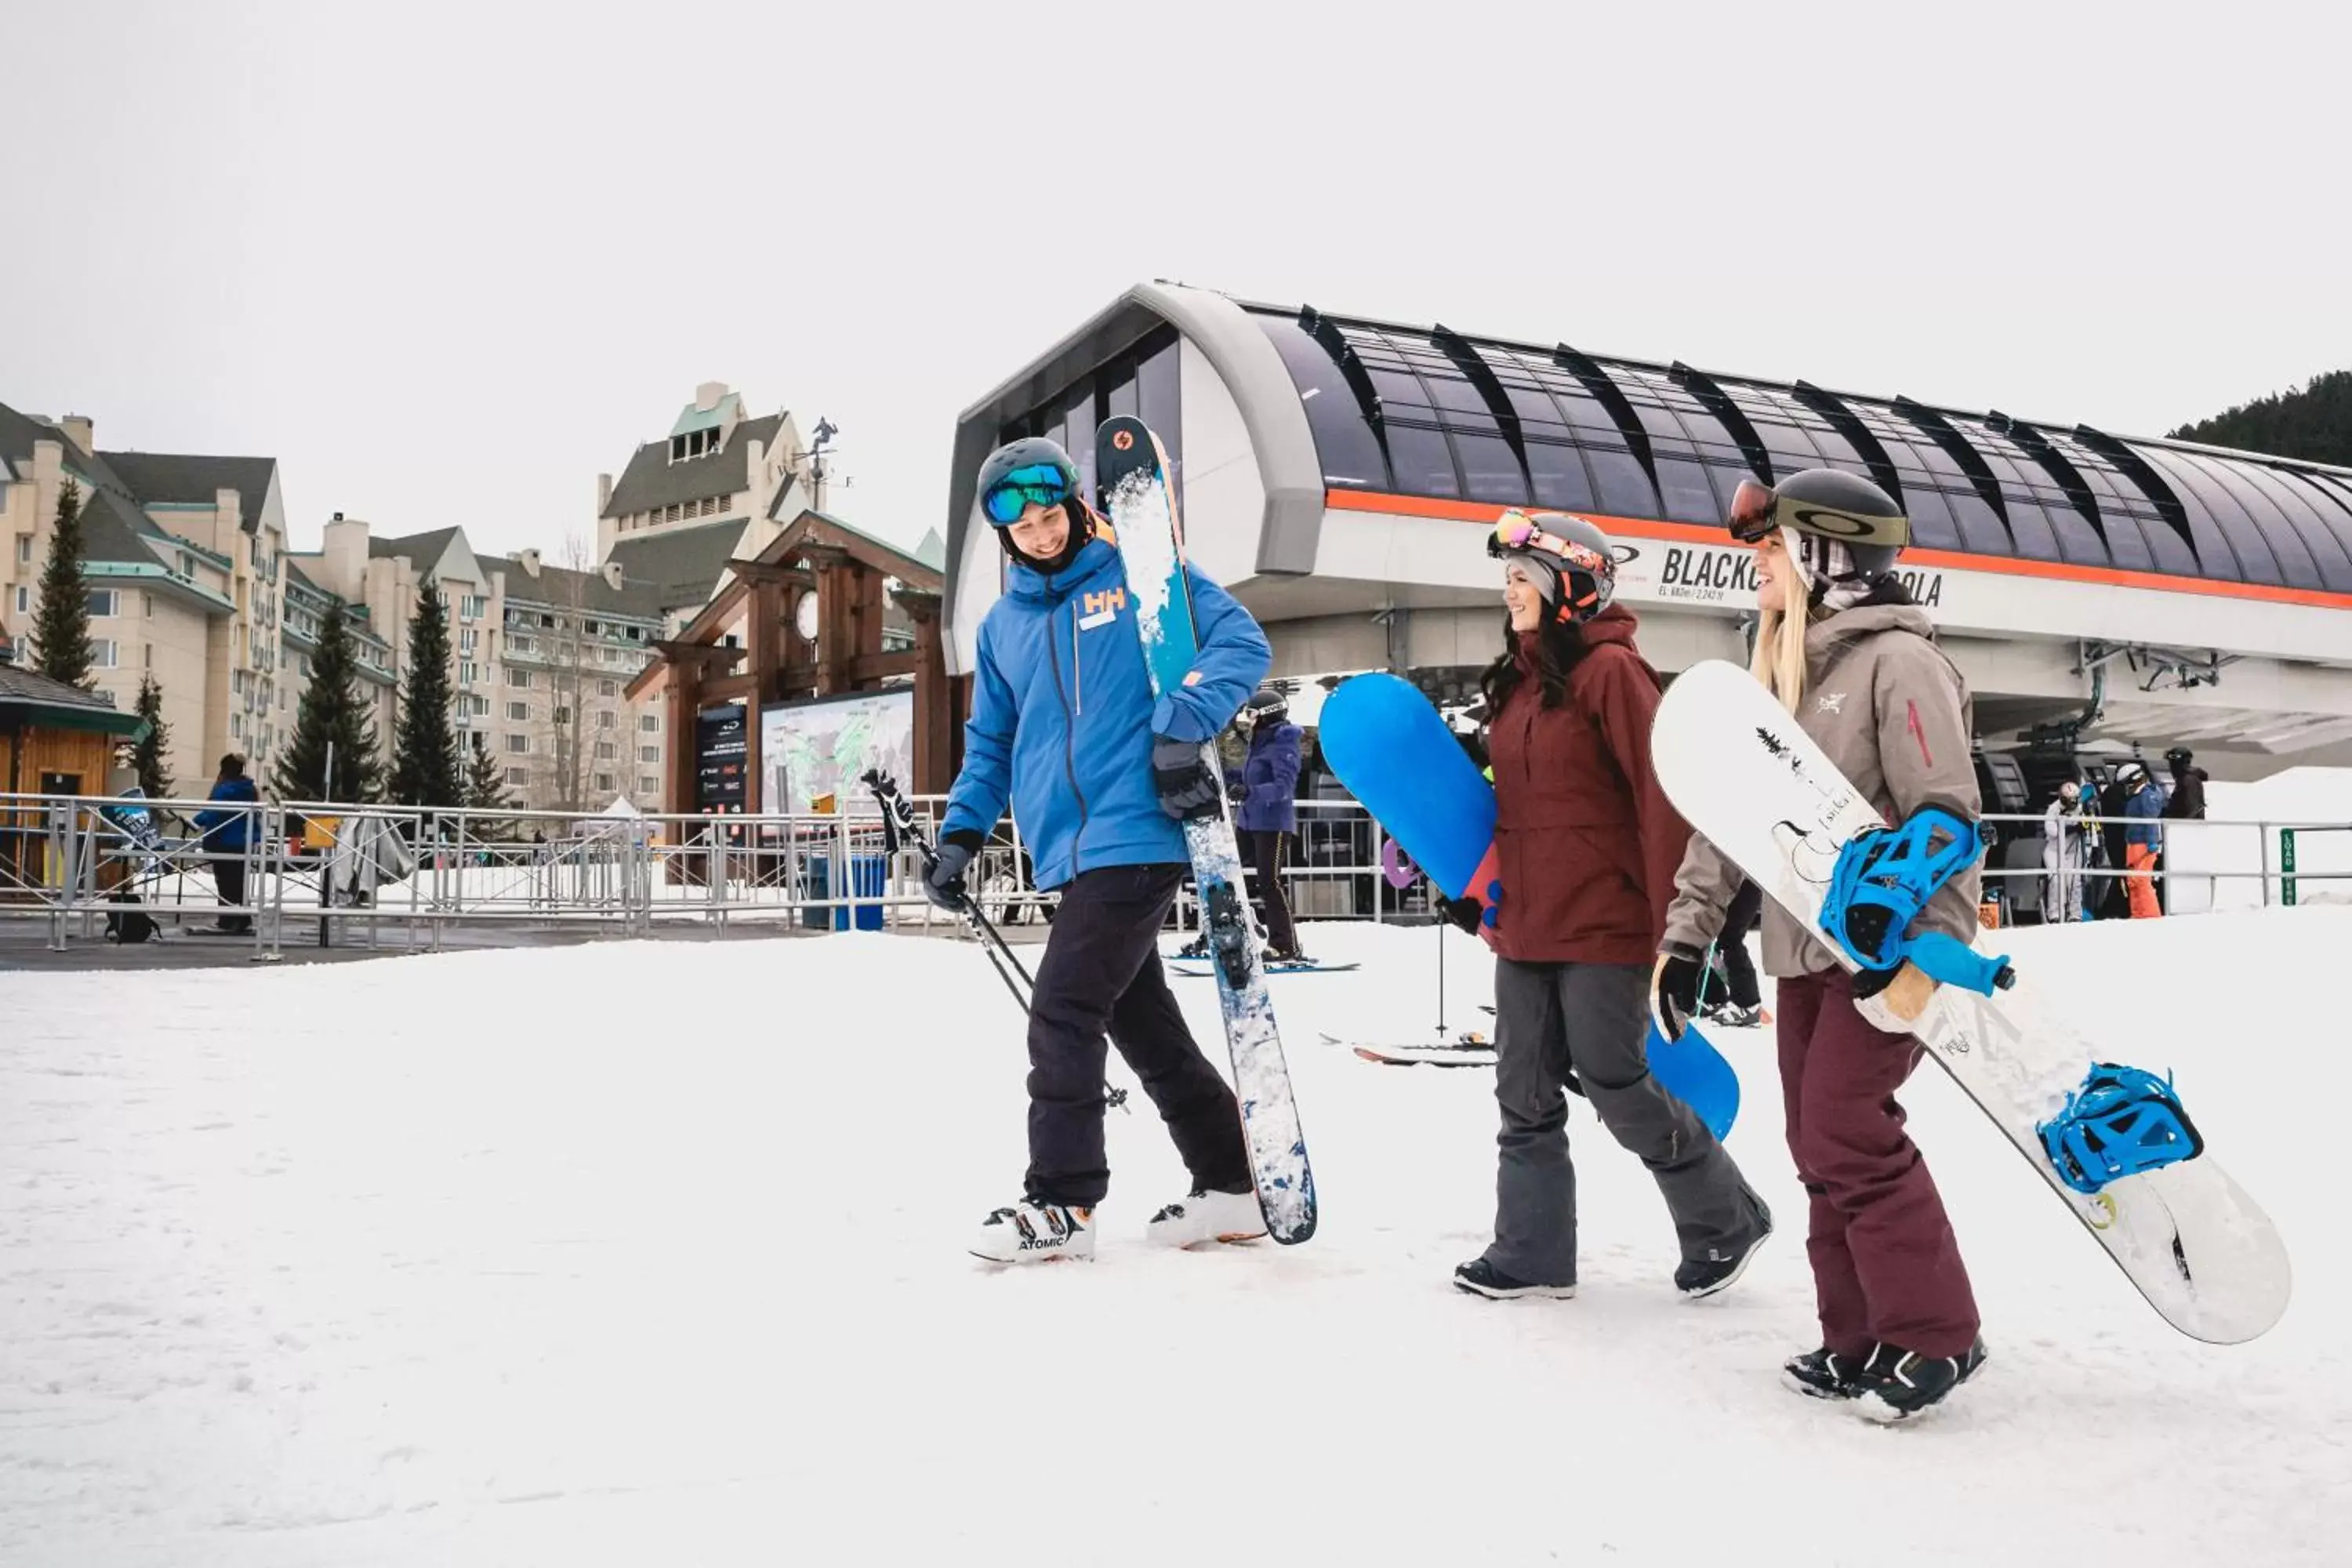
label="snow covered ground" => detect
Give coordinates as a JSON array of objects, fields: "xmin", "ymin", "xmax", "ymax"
[{"xmin": 4, "ymin": 909, "xmax": 2347, "ymax": 1566}]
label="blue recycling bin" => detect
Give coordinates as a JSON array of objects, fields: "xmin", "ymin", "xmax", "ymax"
[{"xmin": 804, "ymin": 854, "xmax": 887, "ymax": 931}]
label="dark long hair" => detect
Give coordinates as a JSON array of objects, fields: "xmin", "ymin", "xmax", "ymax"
[{"xmin": 1478, "ymin": 610, "xmax": 1590, "ymax": 717}]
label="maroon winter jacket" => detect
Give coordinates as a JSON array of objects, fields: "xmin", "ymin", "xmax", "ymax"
[{"xmin": 1486, "ymin": 606, "xmax": 1693, "ymax": 967}]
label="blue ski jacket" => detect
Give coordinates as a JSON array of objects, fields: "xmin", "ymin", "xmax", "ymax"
[
  {"xmin": 2123, "ymin": 779, "xmax": 2169, "ymax": 850},
  {"xmin": 1235, "ymin": 720, "xmax": 1303, "ymax": 836},
  {"xmin": 942, "ymin": 532, "xmax": 1271, "ymax": 891},
  {"xmin": 196, "ymin": 775, "xmax": 260, "ymax": 851}
]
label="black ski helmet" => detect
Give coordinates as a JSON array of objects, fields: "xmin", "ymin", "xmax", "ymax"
[
  {"xmin": 1244, "ymin": 685, "xmax": 1290, "ymax": 728},
  {"xmin": 1730, "ymin": 467, "xmax": 1907, "ymax": 586},
  {"xmin": 2165, "ymin": 746, "xmax": 2194, "ymax": 772},
  {"xmin": 974, "ymin": 435, "xmax": 1091, "ymax": 572},
  {"xmin": 1487, "ymin": 510, "xmax": 1618, "ymax": 624}
]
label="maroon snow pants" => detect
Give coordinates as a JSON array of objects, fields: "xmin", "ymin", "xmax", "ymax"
[{"xmin": 1776, "ymin": 970, "xmax": 1980, "ymax": 1359}]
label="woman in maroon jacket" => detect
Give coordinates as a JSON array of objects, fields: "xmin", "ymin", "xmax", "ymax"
[{"xmin": 1444, "ymin": 512, "xmax": 1773, "ymax": 1302}]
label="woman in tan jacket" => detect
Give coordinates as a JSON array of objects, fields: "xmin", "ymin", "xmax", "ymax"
[{"xmin": 1653, "ymin": 468, "xmax": 1988, "ymax": 1423}]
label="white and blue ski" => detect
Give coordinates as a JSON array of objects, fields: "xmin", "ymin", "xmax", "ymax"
[{"xmin": 1098, "ymin": 415, "xmax": 1316, "ymax": 1245}]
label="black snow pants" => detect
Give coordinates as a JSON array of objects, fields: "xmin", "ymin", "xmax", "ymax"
[{"xmin": 1025, "ymin": 863, "xmax": 1253, "ymax": 1207}]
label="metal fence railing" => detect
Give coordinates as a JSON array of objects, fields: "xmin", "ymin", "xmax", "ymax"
[{"xmin": 2, "ymin": 789, "xmax": 2343, "ymax": 959}]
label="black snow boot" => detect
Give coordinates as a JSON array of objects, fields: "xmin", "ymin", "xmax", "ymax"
[
  {"xmin": 1851, "ymin": 1337, "xmax": 1988, "ymax": 1423},
  {"xmin": 1675, "ymin": 1193, "xmax": 1773, "ymax": 1299},
  {"xmin": 1453, "ymin": 1257, "xmax": 1577, "ymax": 1301},
  {"xmin": 1784, "ymin": 1346, "xmax": 1867, "ymax": 1401}
]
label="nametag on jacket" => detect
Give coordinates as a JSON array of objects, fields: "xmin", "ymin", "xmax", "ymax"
[{"xmin": 1078, "ymin": 606, "xmax": 1118, "ymax": 631}]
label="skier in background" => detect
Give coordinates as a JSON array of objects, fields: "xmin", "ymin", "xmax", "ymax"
[
  {"xmin": 2040, "ymin": 779, "xmax": 2096, "ymax": 924},
  {"xmin": 926, "ymin": 436, "xmax": 1272, "ymax": 1265},
  {"xmin": 2115, "ymin": 760, "xmax": 2169, "ymax": 919},
  {"xmin": 1694, "ymin": 880, "xmax": 1766, "ymax": 1027},
  {"xmin": 2162, "ymin": 746, "xmax": 2208, "ymax": 821},
  {"xmin": 2160, "ymin": 746, "xmax": 2210, "ymax": 914},
  {"xmin": 1232, "ymin": 685, "xmax": 1306, "ymax": 961},
  {"xmin": 1653, "ymin": 469, "xmax": 1987, "ymax": 1421},
  {"xmin": 1436, "ymin": 510, "xmax": 1771, "ymax": 1305}
]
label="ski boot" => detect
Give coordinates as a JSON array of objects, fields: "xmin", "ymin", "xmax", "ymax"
[
  {"xmin": 969, "ymin": 1199, "xmax": 1094, "ymax": 1265},
  {"xmin": 1851, "ymin": 1337, "xmax": 1988, "ymax": 1422},
  {"xmin": 1146, "ymin": 1188, "xmax": 1266, "ymax": 1248}
]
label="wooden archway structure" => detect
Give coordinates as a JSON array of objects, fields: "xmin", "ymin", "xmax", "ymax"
[{"xmin": 626, "ymin": 510, "xmax": 955, "ymax": 811}]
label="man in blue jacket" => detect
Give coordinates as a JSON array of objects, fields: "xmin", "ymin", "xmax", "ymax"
[
  {"xmin": 2115, "ymin": 760, "xmax": 2169, "ymax": 919},
  {"xmin": 928, "ymin": 436, "xmax": 1272, "ymax": 1265},
  {"xmin": 194, "ymin": 753, "xmax": 261, "ymax": 935}
]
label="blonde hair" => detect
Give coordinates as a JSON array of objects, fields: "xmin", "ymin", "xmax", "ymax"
[{"xmin": 1750, "ymin": 532, "xmax": 1813, "ymax": 714}]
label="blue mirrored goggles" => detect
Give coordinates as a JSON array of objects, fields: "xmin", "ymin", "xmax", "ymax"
[{"xmin": 982, "ymin": 464, "xmax": 1075, "ymax": 526}]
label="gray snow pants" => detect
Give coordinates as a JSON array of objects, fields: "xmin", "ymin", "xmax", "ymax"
[{"xmin": 1483, "ymin": 956, "xmax": 1762, "ymax": 1287}]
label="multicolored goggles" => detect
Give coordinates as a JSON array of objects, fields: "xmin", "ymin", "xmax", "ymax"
[
  {"xmin": 982, "ymin": 463, "xmax": 1076, "ymax": 526},
  {"xmin": 1486, "ymin": 510, "xmax": 1612, "ymax": 582}
]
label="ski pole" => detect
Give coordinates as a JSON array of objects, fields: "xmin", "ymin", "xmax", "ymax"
[{"xmin": 862, "ymin": 771, "xmax": 1127, "ymax": 1112}]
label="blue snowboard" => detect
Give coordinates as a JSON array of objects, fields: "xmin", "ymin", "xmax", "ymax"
[{"xmin": 1319, "ymin": 672, "xmax": 1741, "ymax": 1140}]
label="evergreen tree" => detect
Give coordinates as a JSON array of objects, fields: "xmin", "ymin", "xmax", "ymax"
[
  {"xmin": 273, "ymin": 599, "xmax": 382, "ymax": 801},
  {"xmin": 387, "ymin": 586, "xmax": 463, "ymax": 807},
  {"xmin": 462, "ymin": 732, "xmax": 519, "ymax": 837},
  {"xmin": 2169, "ymin": 369, "xmax": 2352, "ymax": 466},
  {"xmin": 32, "ymin": 478, "xmax": 95, "ymax": 688},
  {"xmin": 131, "ymin": 673, "xmax": 173, "ymax": 797}
]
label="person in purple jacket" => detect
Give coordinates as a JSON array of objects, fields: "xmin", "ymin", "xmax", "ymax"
[{"xmin": 1231, "ymin": 686, "xmax": 1306, "ymax": 960}]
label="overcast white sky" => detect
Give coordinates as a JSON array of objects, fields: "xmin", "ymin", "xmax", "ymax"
[{"xmin": 4, "ymin": 1, "xmax": 2345, "ymax": 561}]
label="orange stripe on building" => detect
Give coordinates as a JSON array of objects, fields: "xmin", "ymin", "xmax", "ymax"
[{"xmin": 1321, "ymin": 488, "xmax": 2352, "ymax": 613}]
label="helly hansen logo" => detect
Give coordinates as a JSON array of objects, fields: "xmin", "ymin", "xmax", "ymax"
[{"xmin": 1083, "ymin": 587, "xmax": 1127, "ymax": 619}]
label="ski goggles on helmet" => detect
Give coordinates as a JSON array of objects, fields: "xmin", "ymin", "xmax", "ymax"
[
  {"xmin": 1726, "ymin": 479, "xmax": 1783, "ymax": 544},
  {"xmin": 1488, "ymin": 511, "xmax": 1612, "ymax": 622},
  {"xmin": 982, "ymin": 463, "xmax": 1076, "ymax": 526},
  {"xmin": 1486, "ymin": 511, "xmax": 1612, "ymax": 581}
]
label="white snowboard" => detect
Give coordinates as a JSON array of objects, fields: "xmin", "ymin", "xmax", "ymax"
[{"xmin": 1651, "ymin": 659, "xmax": 2290, "ymax": 1345}]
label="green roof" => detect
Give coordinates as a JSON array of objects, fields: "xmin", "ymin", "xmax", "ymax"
[
  {"xmin": 670, "ymin": 393, "xmax": 742, "ymax": 437},
  {"xmin": 0, "ymin": 666, "xmax": 147, "ymax": 737}
]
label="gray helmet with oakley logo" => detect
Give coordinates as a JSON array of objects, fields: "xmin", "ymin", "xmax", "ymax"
[{"xmin": 1730, "ymin": 467, "xmax": 1908, "ymax": 583}]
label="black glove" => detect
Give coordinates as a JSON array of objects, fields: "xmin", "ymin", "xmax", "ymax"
[
  {"xmin": 1436, "ymin": 892, "xmax": 1485, "ymax": 935},
  {"xmin": 1652, "ymin": 942, "xmax": 1706, "ymax": 1040},
  {"xmin": 1151, "ymin": 737, "xmax": 1222, "ymax": 821},
  {"xmin": 1850, "ymin": 964, "xmax": 1898, "ymax": 1001},
  {"xmin": 923, "ymin": 833, "xmax": 979, "ymax": 913},
  {"xmin": 1225, "ymin": 776, "xmax": 1250, "ymax": 804}
]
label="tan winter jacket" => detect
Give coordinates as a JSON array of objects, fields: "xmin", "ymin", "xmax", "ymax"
[{"xmin": 1662, "ymin": 601, "xmax": 1981, "ymax": 978}]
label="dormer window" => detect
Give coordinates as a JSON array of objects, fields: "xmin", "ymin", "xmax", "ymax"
[{"xmin": 670, "ymin": 427, "xmax": 720, "ymax": 463}]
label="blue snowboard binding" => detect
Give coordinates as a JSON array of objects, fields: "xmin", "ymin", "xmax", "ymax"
[
  {"xmin": 2038, "ymin": 1063, "xmax": 2205, "ymax": 1194},
  {"xmin": 1823, "ymin": 807, "xmax": 2015, "ymax": 997}
]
